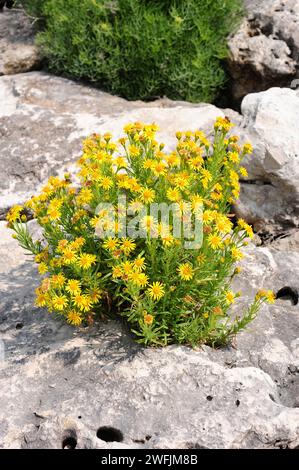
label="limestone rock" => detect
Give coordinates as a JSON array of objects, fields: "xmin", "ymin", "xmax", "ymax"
[
  {"xmin": 0, "ymin": 71, "xmax": 224, "ymax": 218},
  {"xmin": 0, "ymin": 9, "xmax": 41, "ymax": 76},
  {"xmin": 228, "ymin": 0, "xmax": 299, "ymax": 103},
  {"xmin": 0, "ymin": 222, "xmax": 299, "ymax": 449},
  {"xmin": 233, "ymin": 87, "xmax": 299, "ymax": 233}
]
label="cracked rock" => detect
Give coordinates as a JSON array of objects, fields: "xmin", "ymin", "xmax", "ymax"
[
  {"xmin": 0, "ymin": 8, "xmax": 41, "ymax": 76},
  {"xmin": 228, "ymin": 0, "xmax": 299, "ymax": 104}
]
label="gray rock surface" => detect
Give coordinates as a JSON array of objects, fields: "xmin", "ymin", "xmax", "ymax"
[
  {"xmin": 0, "ymin": 221, "xmax": 298, "ymax": 449},
  {"xmin": 0, "ymin": 8, "xmax": 41, "ymax": 75},
  {"xmin": 228, "ymin": 0, "xmax": 299, "ymax": 103},
  {"xmin": 0, "ymin": 71, "xmax": 224, "ymax": 218},
  {"xmin": 233, "ymin": 87, "xmax": 299, "ymax": 233}
]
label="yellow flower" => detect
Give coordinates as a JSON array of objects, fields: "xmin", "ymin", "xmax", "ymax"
[
  {"xmin": 69, "ymin": 237, "xmax": 85, "ymax": 251},
  {"xmin": 77, "ymin": 253, "xmax": 97, "ymax": 270},
  {"xmin": 144, "ymin": 313, "xmax": 154, "ymax": 325},
  {"xmin": 6, "ymin": 205, "xmax": 22, "ymax": 223},
  {"xmin": 214, "ymin": 116, "xmax": 234, "ymax": 132},
  {"xmin": 140, "ymin": 187, "xmax": 155, "ymax": 204},
  {"xmin": 66, "ymin": 279, "xmax": 81, "ymax": 295},
  {"xmin": 141, "ymin": 215, "xmax": 156, "ymax": 231},
  {"xmin": 103, "ymin": 237, "xmax": 119, "ymax": 251},
  {"xmin": 99, "ymin": 176, "xmax": 113, "ymax": 190},
  {"xmin": 177, "ymin": 263, "xmax": 194, "ymax": 281},
  {"xmin": 161, "ymin": 234, "xmax": 175, "ymax": 247},
  {"xmin": 215, "ymin": 216, "xmax": 232, "ymax": 234},
  {"xmin": 51, "ymin": 273, "xmax": 66, "ymax": 288},
  {"xmin": 196, "ymin": 253, "xmax": 206, "ymax": 264},
  {"xmin": 128, "ymin": 145, "xmax": 141, "ymax": 157},
  {"xmin": 231, "ymin": 246, "xmax": 244, "ymax": 261},
  {"xmin": 120, "ymin": 238, "xmax": 136, "ymax": 256},
  {"xmin": 174, "ymin": 172, "xmax": 189, "ymax": 190},
  {"xmin": 52, "ymin": 295, "xmax": 68, "ymax": 311},
  {"xmin": 243, "ymin": 143, "xmax": 253, "ymax": 154},
  {"xmin": 167, "ymin": 188, "xmax": 181, "ymax": 202},
  {"xmin": 67, "ymin": 310, "xmax": 83, "ymax": 326},
  {"xmin": 143, "ymin": 159, "xmax": 155, "ymax": 170},
  {"xmin": 62, "ymin": 248, "xmax": 77, "ymax": 265},
  {"xmin": 121, "ymin": 260, "xmax": 134, "ymax": 275},
  {"xmin": 265, "ymin": 290, "xmax": 276, "ymax": 304},
  {"xmin": 152, "ymin": 161, "xmax": 167, "ymax": 177},
  {"xmin": 114, "ymin": 156, "xmax": 127, "ymax": 168},
  {"xmin": 73, "ymin": 294, "xmax": 93, "ymax": 312},
  {"xmin": 133, "ymin": 257, "xmax": 145, "ymax": 272},
  {"xmin": 203, "ymin": 210, "xmax": 215, "ymax": 224},
  {"xmin": 89, "ymin": 287, "xmax": 102, "ymax": 302},
  {"xmin": 128, "ymin": 271, "xmax": 142, "ymax": 285},
  {"xmin": 188, "ymin": 156, "xmax": 204, "ymax": 171},
  {"xmin": 147, "ymin": 282, "xmax": 165, "ymax": 301},
  {"xmin": 228, "ymin": 151, "xmax": 240, "ymax": 164},
  {"xmin": 165, "ymin": 152, "xmax": 180, "ymax": 167},
  {"xmin": 208, "ymin": 233, "xmax": 222, "ymax": 250},
  {"xmin": 112, "ymin": 265, "xmax": 123, "ymax": 278},
  {"xmin": 225, "ymin": 291, "xmax": 235, "ymax": 304},
  {"xmin": 76, "ymin": 187, "xmax": 93, "ymax": 205},
  {"xmin": 35, "ymin": 289, "xmax": 48, "ymax": 307},
  {"xmin": 47, "ymin": 207, "xmax": 61, "ymax": 221},
  {"xmin": 136, "ymin": 273, "xmax": 148, "ymax": 287},
  {"xmin": 239, "ymin": 167, "xmax": 248, "ymax": 178},
  {"xmin": 238, "ymin": 219, "xmax": 254, "ymax": 238},
  {"xmin": 38, "ymin": 262, "xmax": 48, "ymax": 275}
]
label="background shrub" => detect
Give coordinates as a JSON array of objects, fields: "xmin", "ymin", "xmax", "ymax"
[{"xmin": 19, "ymin": 0, "xmax": 244, "ymax": 102}]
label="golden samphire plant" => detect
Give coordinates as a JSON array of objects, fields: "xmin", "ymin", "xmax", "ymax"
[{"xmin": 7, "ymin": 117, "xmax": 275, "ymax": 347}]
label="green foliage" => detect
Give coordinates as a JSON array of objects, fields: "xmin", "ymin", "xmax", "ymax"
[{"xmin": 20, "ymin": 0, "xmax": 244, "ymax": 102}]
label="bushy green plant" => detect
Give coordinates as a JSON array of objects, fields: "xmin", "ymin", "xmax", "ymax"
[
  {"xmin": 19, "ymin": 0, "xmax": 244, "ymax": 102},
  {"xmin": 7, "ymin": 118, "xmax": 275, "ymax": 347}
]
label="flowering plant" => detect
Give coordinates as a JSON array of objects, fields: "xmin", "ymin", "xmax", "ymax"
[{"xmin": 7, "ymin": 118, "xmax": 275, "ymax": 346}]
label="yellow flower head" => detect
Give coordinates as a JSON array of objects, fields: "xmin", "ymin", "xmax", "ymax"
[
  {"xmin": 38, "ymin": 262, "xmax": 48, "ymax": 275},
  {"xmin": 103, "ymin": 237, "xmax": 119, "ymax": 252},
  {"xmin": 167, "ymin": 188, "xmax": 181, "ymax": 202},
  {"xmin": 140, "ymin": 187, "xmax": 155, "ymax": 204},
  {"xmin": 99, "ymin": 176, "xmax": 113, "ymax": 190},
  {"xmin": 133, "ymin": 257, "xmax": 145, "ymax": 272},
  {"xmin": 208, "ymin": 233, "xmax": 222, "ymax": 250},
  {"xmin": 66, "ymin": 279, "xmax": 81, "ymax": 295},
  {"xmin": 77, "ymin": 253, "xmax": 97, "ymax": 270},
  {"xmin": 62, "ymin": 248, "xmax": 77, "ymax": 265},
  {"xmin": 147, "ymin": 282, "xmax": 165, "ymax": 301},
  {"xmin": 128, "ymin": 145, "xmax": 141, "ymax": 157},
  {"xmin": 243, "ymin": 143, "xmax": 253, "ymax": 155},
  {"xmin": 225, "ymin": 291, "xmax": 235, "ymax": 304},
  {"xmin": 51, "ymin": 273, "xmax": 66, "ymax": 288},
  {"xmin": 120, "ymin": 238, "xmax": 136, "ymax": 256},
  {"xmin": 178, "ymin": 263, "xmax": 194, "ymax": 281},
  {"xmin": 52, "ymin": 295, "xmax": 68, "ymax": 311},
  {"xmin": 67, "ymin": 310, "xmax": 83, "ymax": 326},
  {"xmin": 265, "ymin": 290, "xmax": 276, "ymax": 304},
  {"xmin": 112, "ymin": 265, "xmax": 123, "ymax": 279},
  {"xmin": 73, "ymin": 294, "xmax": 93, "ymax": 312},
  {"xmin": 144, "ymin": 313, "xmax": 154, "ymax": 325}
]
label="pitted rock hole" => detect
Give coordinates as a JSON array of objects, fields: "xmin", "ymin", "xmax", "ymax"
[
  {"xmin": 15, "ymin": 322, "xmax": 23, "ymax": 330},
  {"xmin": 62, "ymin": 429, "xmax": 77, "ymax": 449},
  {"xmin": 206, "ymin": 395, "xmax": 213, "ymax": 401},
  {"xmin": 96, "ymin": 426, "xmax": 123, "ymax": 443},
  {"xmin": 276, "ymin": 286, "xmax": 299, "ymax": 305}
]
